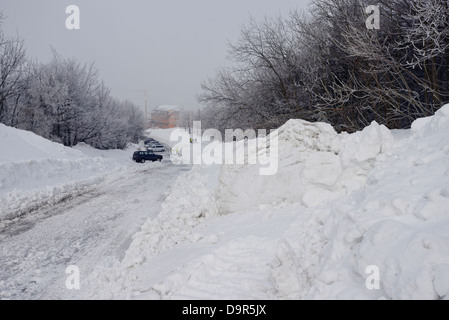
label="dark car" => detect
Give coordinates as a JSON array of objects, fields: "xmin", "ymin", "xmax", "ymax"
[
  {"xmin": 144, "ymin": 138, "xmax": 156, "ymax": 145},
  {"xmin": 132, "ymin": 150, "xmax": 163, "ymax": 163}
]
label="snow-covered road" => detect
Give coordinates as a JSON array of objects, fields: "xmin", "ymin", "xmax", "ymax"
[
  {"xmin": 0, "ymin": 159, "xmax": 190, "ymax": 300},
  {"xmin": 1, "ymin": 106, "xmax": 449, "ymax": 300}
]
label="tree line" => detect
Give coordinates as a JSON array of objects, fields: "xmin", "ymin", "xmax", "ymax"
[
  {"xmin": 0, "ymin": 12, "xmax": 144, "ymax": 149},
  {"xmin": 198, "ymin": 0, "xmax": 449, "ymax": 133}
]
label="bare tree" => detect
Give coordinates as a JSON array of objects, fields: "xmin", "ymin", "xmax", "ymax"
[
  {"xmin": 0, "ymin": 13, "xmax": 28, "ymax": 126},
  {"xmin": 303, "ymin": 0, "xmax": 448, "ymax": 130},
  {"xmin": 199, "ymin": 0, "xmax": 449, "ymax": 133},
  {"xmin": 402, "ymin": 0, "xmax": 449, "ymax": 108},
  {"xmin": 199, "ymin": 15, "xmax": 312, "ymax": 131}
]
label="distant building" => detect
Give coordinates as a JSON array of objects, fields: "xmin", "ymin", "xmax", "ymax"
[{"xmin": 150, "ymin": 105, "xmax": 180, "ymax": 129}]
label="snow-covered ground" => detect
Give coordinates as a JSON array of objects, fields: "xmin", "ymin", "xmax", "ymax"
[
  {"xmin": 1, "ymin": 105, "xmax": 449, "ymax": 300},
  {"xmin": 145, "ymin": 128, "xmax": 180, "ymax": 147},
  {"xmin": 82, "ymin": 105, "xmax": 449, "ymax": 300},
  {"xmin": 0, "ymin": 123, "xmax": 139, "ymax": 223},
  {"xmin": 0, "ymin": 125, "xmax": 190, "ymax": 299}
]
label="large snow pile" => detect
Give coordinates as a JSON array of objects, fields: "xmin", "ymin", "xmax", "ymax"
[
  {"xmin": 272, "ymin": 106, "xmax": 449, "ymax": 299},
  {"xmin": 0, "ymin": 124, "xmax": 83, "ymax": 163},
  {"xmin": 0, "ymin": 124, "xmax": 136, "ymax": 222},
  {"xmin": 85, "ymin": 105, "xmax": 449, "ymax": 300}
]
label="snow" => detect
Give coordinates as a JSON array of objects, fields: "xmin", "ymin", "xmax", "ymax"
[
  {"xmin": 154, "ymin": 105, "xmax": 180, "ymax": 112},
  {"xmin": 0, "ymin": 160, "xmax": 187, "ymax": 300},
  {"xmin": 145, "ymin": 127, "xmax": 180, "ymax": 147},
  {"xmin": 66, "ymin": 104, "xmax": 448, "ymax": 300},
  {"xmin": 0, "ymin": 123, "xmax": 188, "ymax": 300},
  {"xmin": 0, "ymin": 124, "xmax": 137, "ymax": 222},
  {"xmin": 0, "ymin": 123, "xmax": 83, "ymax": 164},
  {"xmin": 1, "ymin": 104, "xmax": 449, "ymax": 300}
]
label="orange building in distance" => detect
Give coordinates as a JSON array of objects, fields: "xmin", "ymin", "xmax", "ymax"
[{"xmin": 150, "ymin": 105, "xmax": 180, "ymax": 129}]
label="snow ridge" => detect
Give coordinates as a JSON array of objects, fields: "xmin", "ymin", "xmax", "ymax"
[
  {"xmin": 0, "ymin": 124, "xmax": 135, "ymax": 222},
  {"xmin": 109, "ymin": 104, "xmax": 448, "ymax": 300}
]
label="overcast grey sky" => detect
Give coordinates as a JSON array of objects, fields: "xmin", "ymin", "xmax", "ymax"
[{"xmin": 1, "ymin": 0, "xmax": 310, "ymax": 114}]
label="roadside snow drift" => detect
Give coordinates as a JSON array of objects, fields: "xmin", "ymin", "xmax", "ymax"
[
  {"xmin": 3, "ymin": 105, "xmax": 448, "ymax": 300},
  {"xmin": 84, "ymin": 104, "xmax": 449, "ymax": 300},
  {"xmin": 0, "ymin": 124, "xmax": 135, "ymax": 222}
]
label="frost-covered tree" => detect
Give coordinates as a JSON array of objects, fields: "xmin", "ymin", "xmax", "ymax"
[
  {"xmin": 21, "ymin": 52, "xmax": 144, "ymax": 149},
  {"xmin": 0, "ymin": 12, "xmax": 145, "ymax": 149},
  {"xmin": 0, "ymin": 12, "xmax": 29, "ymax": 127},
  {"xmin": 316, "ymin": 0, "xmax": 449, "ymax": 129},
  {"xmin": 405, "ymin": 0, "xmax": 449, "ymax": 67},
  {"xmin": 199, "ymin": 0, "xmax": 449, "ymax": 133},
  {"xmin": 402, "ymin": 0, "xmax": 449, "ymax": 108},
  {"xmin": 199, "ymin": 15, "xmax": 309, "ymax": 131}
]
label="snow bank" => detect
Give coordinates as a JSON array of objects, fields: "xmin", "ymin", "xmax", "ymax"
[
  {"xmin": 85, "ymin": 104, "xmax": 449, "ymax": 300},
  {"xmin": 216, "ymin": 119, "xmax": 393, "ymax": 213},
  {"xmin": 0, "ymin": 124, "xmax": 84, "ymax": 164},
  {"xmin": 0, "ymin": 125, "xmax": 137, "ymax": 222},
  {"xmin": 126, "ymin": 164, "xmax": 220, "ymax": 259},
  {"xmin": 82, "ymin": 164, "xmax": 221, "ymax": 299},
  {"xmin": 277, "ymin": 105, "xmax": 449, "ymax": 299}
]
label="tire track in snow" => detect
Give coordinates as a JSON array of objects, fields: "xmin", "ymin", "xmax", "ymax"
[{"xmin": 0, "ymin": 160, "xmax": 191, "ymax": 300}]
